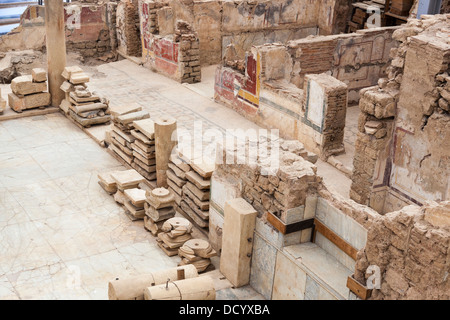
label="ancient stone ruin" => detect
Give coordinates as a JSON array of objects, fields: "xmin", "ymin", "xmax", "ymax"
[{"xmin": 0, "ymin": 0, "xmax": 448, "ymax": 304}]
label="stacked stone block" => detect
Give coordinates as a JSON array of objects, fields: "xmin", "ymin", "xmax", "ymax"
[
  {"xmin": 180, "ymin": 159, "xmax": 213, "ymax": 231},
  {"xmin": 144, "ymin": 187, "xmax": 176, "ymax": 236},
  {"xmin": 131, "ymin": 118, "xmax": 157, "ymax": 185},
  {"xmin": 123, "ymin": 188, "xmax": 147, "ymax": 220},
  {"xmin": 60, "ymin": 66, "xmax": 111, "ymax": 127},
  {"xmin": 156, "ymin": 217, "xmax": 193, "ymax": 256},
  {"xmin": 176, "ymin": 21, "xmax": 201, "ymax": 84},
  {"xmin": 117, "ymin": 0, "xmax": 142, "ymax": 57},
  {"xmin": 109, "ymin": 108, "xmax": 150, "ymax": 166},
  {"xmin": 167, "ymin": 153, "xmax": 190, "ymax": 210},
  {"xmin": 8, "ymin": 68, "xmax": 50, "ymax": 113},
  {"xmin": 178, "ymin": 239, "xmax": 217, "ymax": 273}
]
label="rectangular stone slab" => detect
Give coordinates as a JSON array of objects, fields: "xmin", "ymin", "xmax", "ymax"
[
  {"xmin": 32, "ymin": 68, "xmax": 47, "ymax": 83},
  {"xmin": 220, "ymin": 198, "xmax": 257, "ymax": 288},
  {"xmin": 184, "ymin": 182, "xmax": 209, "ymax": 201},
  {"xmin": 69, "ymin": 72, "xmax": 90, "ymax": 85},
  {"xmin": 167, "ymin": 168, "xmax": 187, "ymax": 188},
  {"xmin": 133, "ymin": 151, "xmax": 156, "ymax": 165},
  {"xmin": 118, "ymin": 110, "xmax": 150, "ymax": 126},
  {"xmin": 8, "ymin": 92, "xmax": 51, "ymax": 112},
  {"xmin": 110, "ymin": 144, "xmax": 133, "ymax": 165},
  {"xmin": 109, "ymin": 104, "xmax": 142, "ymax": 119},
  {"xmin": 69, "ymin": 111, "xmax": 110, "ymax": 127},
  {"xmin": 170, "ymin": 154, "xmax": 191, "ymax": 172},
  {"xmin": 134, "ymin": 139, "xmax": 155, "ymax": 152},
  {"xmin": 183, "ymin": 195, "xmax": 209, "ymax": 220},
  {"xmin": 131, "ymin": 129, "xmax": 153, "ymax": 145},
  {"xmin": 69, "ymin": 91, "xmax": 101, "ymax": 103},
  {"xmin": 183, "ymin": 185, "xmax": 209, "ymax": 211},
  {"xmin": 113, "ymin": 125, "xmax": 135, "ymax": 143},
  {"xmin": 167, "ymin": 179, "xmax": 182, "ymax": 197},
  {"xmin": 112, "ymin": 136, "xmax": 133, "ymax": 155},
  {"xmin": 62, "ymin": 66, "xmax": 83, "ymax": 79},
  {"xmin": 134, "ymin": 157, "xmax": 156, "ymax": 171},
  {"xmin": 11, "ymin": 75, "xmax": 47, "ymax": 96},
  {"xmin": 190, "ymin": 161, "xmax": 215, "ymax": 179},
  {"xmin": 180, "ymin": 201, "xmax": 209, "ymax": 228},
  {"xmin": 132, "ymin": 143, "xmax": 155, "ymax": 159},
  {"xmin": 124, "ymin": 188, "xmax": 147, "ymax": 207},
  {"xmin": 111, "ymin": 169, "xmax": 145, "ymax": 188},
  {"xmin": 131, "ymin": 162, "xmax": 157, "ymax": 181},
  {"xmin": 98, "ymin": 171, "xmax": 119, "ymax": 188},
  {"xmin": 168, "ymin": 163, "xmax": 187, "ymax": 180},
  {"xmin": 124, "ymin": 199, "xmax": 145, "ymax": 219},
  {"xmin": 111, "ymin": 131, "xmax": 133, "ymax": 150},
  {"xmin": 133, "ymin": 118, "xmax": 155, "ymax": 139},
  {"xmin": 185, "ymin": 170, "xmax": 211, "ymax": 190},
  {"xmin": 71, "ymin": 102, "xmax": 108, "ymax": 114}
]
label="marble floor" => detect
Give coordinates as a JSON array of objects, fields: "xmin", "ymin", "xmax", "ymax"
[{"xmin": 0, "ymin": 113, "xmax": 264, "ymax": 300}]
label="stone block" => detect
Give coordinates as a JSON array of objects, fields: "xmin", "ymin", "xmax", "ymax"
[
  {"xmin": 272, "ymin": 253, "xmax": 307, "ymax": 300},
  {"xmin": 8, "ymin": 92, "xmax": 51, "ymax": 112},
  {"xmin": 31, "ymin": 68, "xmax": 47, "ymax": 82},
  {"xmin": 249, "ymin": 233, "xmax": 277, "ymax": 300},
  {"xmin": 11, "ymin": 75, "xmax": 47, "ymax": 96},
  {"xmin": 220, "ymin": 198, "xmax": 257, "ymax": 288}
]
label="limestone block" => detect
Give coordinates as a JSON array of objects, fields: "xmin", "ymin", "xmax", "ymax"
[
  {"xmin": 110, "ymin": 169, "xmax": 145, "ymax": 189},
  {"xmin": 8, "ymin": 92, "xmax": 51, "ymax": 112},
  {"xmin": 62, "ymin": 66, "xmax": 83, "ymax": 80},
  {"xmin": 220, "ymin": 198, "xmax": 257, "ymax": 288},
  {"xmin": 133, "ymin": 118, "xmax": 155, "ymax": 139},
  {"xmin": 185, "ymin": 170, "xmax": 211, "ymax": 190},
  {"xmin": 69, "ymin": 72, "xmax": 90, "ymax": 85},
  {"xmin": 11, "ymin": 75, "xmax": 47, "ymax": 96},
  {"xmin": 184, "ymin": 182, "xmax": 209, "ymax": 201},
  {"xmin": 124, "ymin": 188, "xmax": 147, "ymax": 207},
  {"xmin": 109, "ymin": 104, "xmax": 142, "ymax": 119},
  {"xmin": 31, "ymin": 68, "xmax": 47, "ymax": 83}
]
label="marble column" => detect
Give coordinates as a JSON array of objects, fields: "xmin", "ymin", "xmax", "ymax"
[{"xmin": 45, "ymin": 0, "xmax": 67, "ymax": 107}]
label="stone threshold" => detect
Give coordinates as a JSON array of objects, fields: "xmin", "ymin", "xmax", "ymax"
[{"xmin": 0, "ymin": 106, "xmax": 59, "ymax": 122}]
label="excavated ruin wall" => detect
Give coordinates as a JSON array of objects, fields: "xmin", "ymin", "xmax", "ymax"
[
  {"xmin": 0, "ymin": 4, "xmax": 114, "ymax": 59},
  {"xmin": 354, "ymin": 201, "xmax": 450, "ymax": 300},
  {"xmin": 350, "ymin": 14, "xmax": 450, "ymax": 213},
  {"xmin": 138, "ymin": 0, "xmax": 349, "ymax": 66}
]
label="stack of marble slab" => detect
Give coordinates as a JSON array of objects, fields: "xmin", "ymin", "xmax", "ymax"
[
  {"xmin": 123, "ymin": 188, "xmax": 147, "ymax": 220},
  {"xmin": 109, "ymin": 107, "xmax": 150, "ymax": 166},
  {"xmin": 59, "ymin": 66, "xmax": 111, "ymax": 127},
  {"xmin": 0, "ymin": 88, "xmax": 6, "ymax": 114},
  {"xmin": 110, "ymin": 169, "xmax": 145, "ymax": 206},
  {"xmin": 131, "ymin": 118, "xmax": 156, "ymax": 185},
  {"xmin": 180, "ymin": 159, "xmax": 214, "ymax": 230},
  {"xmin": 144, "ymin": 187, "xmax": 176, "ymax": 236},
  {"xmin": 8, "ymin": 68, "xmax": 50, "ymax": 113},
  {"xmin": 178, "ymin": 239, "xmax": 217, "ymax": 273},
  {"xmin": 98, "ymin": 171, "xmax": 119, "ymax": 194},
  {"xmin": 167, "ymin": 153, "xmax": 190, "ymax": 209},
  {"xmin": 156, "ymin": 217, "xmax": 193, "ymax": 256}
]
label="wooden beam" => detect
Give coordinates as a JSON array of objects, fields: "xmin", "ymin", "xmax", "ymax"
[
  {"xmin": 0, "ymin": 2, "xmax": 37, "ymax": 9},
  {"xmin": 313, "ymin": 219, "xmax": 358, "ymax": 260},
  {"xmin": 266, "ymin": 211, "xmax": 314, "ymax": 235},
  {"xmin": 346, "ymin": 275, "xmax": 373, "ymax": 300},
  {"xmin": 0, "ymin": 18, "xmax": 20, "ymax": 26}
]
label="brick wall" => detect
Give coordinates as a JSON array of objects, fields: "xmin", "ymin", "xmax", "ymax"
[{"xmin": 116, "ymin": 0, "xmax": 142, "ymax": 57}]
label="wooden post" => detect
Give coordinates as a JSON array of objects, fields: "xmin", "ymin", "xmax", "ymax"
[{"xmin": 45, "ymin": 0, "xmax": 67, "ymax": 107}]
